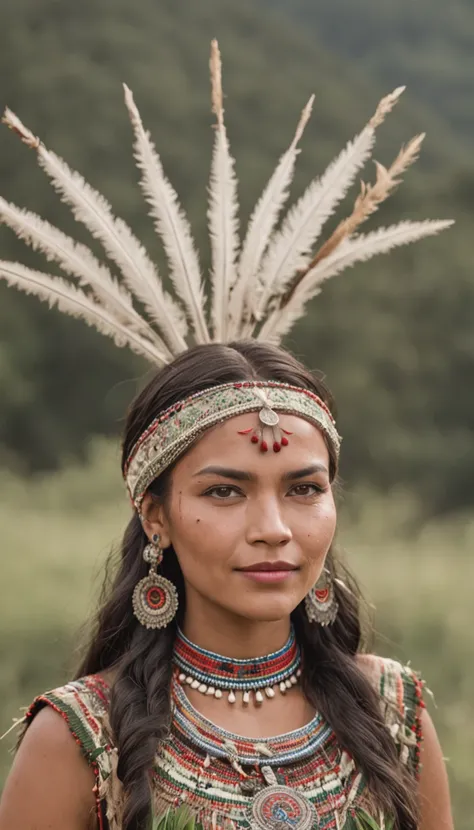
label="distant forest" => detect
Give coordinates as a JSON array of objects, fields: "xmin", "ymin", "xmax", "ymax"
[
  {"xmin": 269, "ymin": 0, "xmax": 474, "ymax": 150},
  {"xmin": 0, "ymin": 0, "xmax": 473, "ymax": 514}
]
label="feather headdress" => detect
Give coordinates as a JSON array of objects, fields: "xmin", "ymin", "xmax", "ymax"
[{"xmin": 0, "ymin": 41, "xmax": 452, "ymax": 364}]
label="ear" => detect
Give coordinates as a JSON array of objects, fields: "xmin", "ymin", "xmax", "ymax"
[{"xmin": 140, "ymin": 492, "xmax": 172, "ymax": 548}]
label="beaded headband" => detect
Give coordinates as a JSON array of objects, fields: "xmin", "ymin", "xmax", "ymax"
[{"xmin": 124, "ymin": 381, "xmax": 340, "ymax": 510}]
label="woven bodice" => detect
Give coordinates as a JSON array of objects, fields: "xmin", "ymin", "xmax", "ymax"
[{"xmin": 22, "ymin": 656, "xmax": 425, "ymax": 830}]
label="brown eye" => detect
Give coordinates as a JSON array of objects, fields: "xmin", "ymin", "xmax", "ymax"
[
  {"xmin": 290, "ymin": 484, "xmax": 322, "ymax": 497},
  {"xmin": 206, "ymin": 486, "xmax": 240, "ymax": 499}
]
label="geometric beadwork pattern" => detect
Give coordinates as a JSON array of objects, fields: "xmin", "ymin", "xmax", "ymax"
[
  {"xmin": 173, "ymin": 625, "xmax": 301, "ymax": 700},
  {"xmin": 20, "ymin": 657, "xmax": 426, "ymax": 830},
  {"xmin": 250, "ymin": 785, "xmax": 317, "ymax": 830}
]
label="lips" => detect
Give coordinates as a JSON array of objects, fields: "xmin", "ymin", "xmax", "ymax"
[{"xmin": 238, "ymin": 561, "xmax": 298, "ymax": 572}]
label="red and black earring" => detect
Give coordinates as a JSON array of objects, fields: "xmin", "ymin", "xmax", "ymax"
[
  {"xmin": 132, "ymin": 533, "xmax": 178, "ymax": 629},
  {"xmin": 304, "ymin": 568, "xmax": 339, "ymax": 626}
]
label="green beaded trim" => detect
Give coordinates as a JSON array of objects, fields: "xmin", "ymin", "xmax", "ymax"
[{"xmin": 124, "ymin": 381, "xmax": 341, "ymax": 508}]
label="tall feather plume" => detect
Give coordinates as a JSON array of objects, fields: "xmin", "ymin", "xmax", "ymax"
[
  {"xmin": 1, "ymin": 47, "xmax": 454, "ymax": 366},
  {"xmin": 123, "ymin": 84, "xmax": 209, "ymax": 344},
  {"xmin": 249, "ymin": 87, "xmax": 406, "ymax": 335},
  {"xmin": 208, "ymin": 39, "xmax": 240, "ymax": 342},
  {"xmin": 226, "ymin": 95, "xmax": 315, "ymax": 340},
  {"xmin": 2, "ymin": 108, "xmax": 187, "ymax": 357},
  {"xmin": 0, "ymin": 196, "xmax": 170, "ymax": 355},
  {"xmin": 305, "ymin": 134, "xmax": 426, "ymax": 272},
  {"xmin": 255, "ymin": 132, "xmax": 430, "ymax": 342},
  {"xmin": 0, "ymin": 261, "xmax": 169, "ymax": 364},
  {"xmin": 258, "ymin": 219, "xmax": 453, "ymax": 343}
]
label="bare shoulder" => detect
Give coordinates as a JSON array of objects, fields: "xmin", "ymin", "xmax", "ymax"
[
  {"xmin": 0, "ymin": 706, "xmax": 97, "ymax": 830},
  {"xmin": 357, "ymin": 654, "xmax": 453, "ymax": 828},
  {"xmin": 418, "ymin": 708, "xmax": 454, "ymax": 830}
]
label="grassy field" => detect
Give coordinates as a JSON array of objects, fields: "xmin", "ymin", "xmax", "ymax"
[{"xmin": 0, "ymin": 441, "xmax": 472, "ymax": 827}]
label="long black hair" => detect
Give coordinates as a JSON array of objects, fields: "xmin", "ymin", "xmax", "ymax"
[{"xmin": 77, "ymin": 341, "xmax": 418, "ymax": 830}]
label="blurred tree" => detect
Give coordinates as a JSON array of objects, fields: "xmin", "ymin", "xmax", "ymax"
[{"xmin": 266, "ymin": 0, "xmax": 474, "ymax": 152}]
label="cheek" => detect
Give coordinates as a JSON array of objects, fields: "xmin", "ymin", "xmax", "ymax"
[
  {"xmin": 302, "ymin": 501, "xmax": 337, "ymax": 557},
  {"xmin": 169, "ymin": 500, "xmax": 238, "ymax": 570}
]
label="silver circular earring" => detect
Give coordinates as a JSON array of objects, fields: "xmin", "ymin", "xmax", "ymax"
[
  {"xmin": 304, "ymin": 568, "xmax": 339, "ymax": 626},
  {"xmin": 132, "ymin": 533, "xmax": 178, "ymax": 629}
]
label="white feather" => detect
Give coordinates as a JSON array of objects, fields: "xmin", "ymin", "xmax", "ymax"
[
  {"xmin": 2, "ymin": 109, "xmax": 187, "ymax": 356},
  {"xmin": 124, "ymin": 85, "xmax": 209, "ymax": 344},
  {"xmin": 207, "ymin": 42, "xmax": 240, "ymax": 343},
  {"xmin": 258, "ymin": 219, "xmax": 454, "ymax": 343},
  {"xmin": 227, "ymin": 96, "xmax": 314, "ymax": 340},
  {"xmin": 0, "ymin": 196, "xmax": 169, "ymax": 353},
  {"xmin": 0, "ymin": 261, "xmax": 169, "ymax": 364},
  {"xmin": 208, "ymin": 124, "xmax": 240, "ymax": 342},
  {"xmin": 254, "ymin": 124, "xmax": 377, "ymax": 322}
]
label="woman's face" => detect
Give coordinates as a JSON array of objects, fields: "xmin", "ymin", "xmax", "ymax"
[{"xmin": 146, "ymin": 413, "xmax": 337, "ymax": 623}]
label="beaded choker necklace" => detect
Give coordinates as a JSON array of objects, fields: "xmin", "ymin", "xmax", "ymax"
[{"xmin": 173, "ymin": 627, "xmax": 301, "ymax": 705}]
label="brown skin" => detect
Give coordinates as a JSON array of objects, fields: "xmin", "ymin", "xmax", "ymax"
[
  {"xmin": 144, "ymin": 413, "xmax": 335, "ymax": 737},
  {"xmin": 0, "ymin": 414, "xmax": 453, "ymax": 829}
]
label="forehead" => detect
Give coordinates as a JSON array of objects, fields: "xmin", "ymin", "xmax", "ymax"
[{"xmin": 173, "ymin": 412, "xmax": 330, "ymax": 473}]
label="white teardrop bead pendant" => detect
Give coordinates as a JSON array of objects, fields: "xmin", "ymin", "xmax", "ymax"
[{"xmin": 177, "ymin": 672, "xmax": 299, "ymax": 705}]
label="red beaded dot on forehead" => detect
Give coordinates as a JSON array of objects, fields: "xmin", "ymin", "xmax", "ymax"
[
  {"xmin": 124, "ymin": 380, "xmax": 341, "ymax": 510},
  {"xmin": 237, "ymin": 386, "xmax": 294, "ymax": 453}
]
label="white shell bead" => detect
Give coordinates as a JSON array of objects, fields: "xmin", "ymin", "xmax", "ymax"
[
  {"xmin": 198, "ymin": 684, "xmax": 207, "ymax": 693},
  {"xmin": 178, "ymin": 673, "xmax": 186, "ymax": 683},
  {"xmin": 265, "ymin": 687, "xmax": 275, "ymax": 698},
  {"xmin": 285, "ymin": 679, "xmax": 292, "ymax": 689},
  {"xmin": 191, "ymin": 679, "xmax": 200, "ymax": 689},
  {"xmin": 290, "ymin": 675, "xmax": 298, "ymax": 685},
  {"xmin": 185, "ymin": 676, "xmax": 194, "ymax": 685},
  {"xmin": 206, "ymin": 687, "xmax": 216, "ymax": 696},
  {"xmin": 228, "ymin": 690, "xmax": 236, "ymax": 703},
  {"xmin": 215, "ymin": 689, "xmax": 223, "ymax": 699},
  {"xmin": 296, "ymin": 668, "xmax": 302, "ymax": 678},
  {"xmin": 255, "ymin": 690, "xmax": 264, "ymax": 704},
  {"xmin": 279, "ymin": 682, "xmax": 287, "ymax": 693},
  {"xmin": 243, "ymin": 691, "xmax": 250, "ymax": 704}
]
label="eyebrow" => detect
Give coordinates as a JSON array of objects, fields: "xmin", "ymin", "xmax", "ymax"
[{"xmin": 193, "ymin": 463, "xmax": 328, "ymax": 481}]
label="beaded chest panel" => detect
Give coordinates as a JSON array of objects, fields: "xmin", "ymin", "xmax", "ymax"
[
  {"xmin": 21, "ymin": 658, "xmax": 425, "ymax": 830},
  {"xmin": 151, "ymin": 677, "xmax": 365, "ymax": 830}
]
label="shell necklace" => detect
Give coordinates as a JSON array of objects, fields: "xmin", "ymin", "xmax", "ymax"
[{"xmin": 173, "ymin": 626, "xmax": 302, "ymax": 705}]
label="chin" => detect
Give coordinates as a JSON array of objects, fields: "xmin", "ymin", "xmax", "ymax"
[{"xmin": 231, "ymin": 595, "xmax": 300, "ymax": 622}]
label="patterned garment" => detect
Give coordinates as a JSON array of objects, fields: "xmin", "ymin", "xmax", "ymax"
[{"xmin": 21, "ymin": 657, "xmax": 425, "ymax": 830}]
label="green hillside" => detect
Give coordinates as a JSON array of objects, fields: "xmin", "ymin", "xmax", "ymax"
[{"xmin": 267, "ymin": 0, "xmax": 474, "ymax": 150}]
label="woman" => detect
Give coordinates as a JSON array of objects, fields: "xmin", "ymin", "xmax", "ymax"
[{"xmin": 0, "ymin": 42, "xmax": 453, "ymax": 830}]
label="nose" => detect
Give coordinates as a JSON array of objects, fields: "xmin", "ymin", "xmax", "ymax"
[{"xmin": 245, "ymin": 495, "xmax": 292, "ymax": 547}]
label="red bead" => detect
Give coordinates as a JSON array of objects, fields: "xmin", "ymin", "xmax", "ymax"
[
  {"xmin": 251, "ymin": 435, "xmax": 259, "ymax": 443},
  {"xmin": 146, "ymin": 585, "xmax": 166, "ymax": 609},
  {"xmin": 273, "ymin": 442, "xmax": 281, "ymax": 452},
  {"xmin": 281, "ymin": 436, "xmax": 289, "ymax": 446},
  {"xmin": 260, "ymin": 440, "xmax": 268, "ymax": 452}
]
